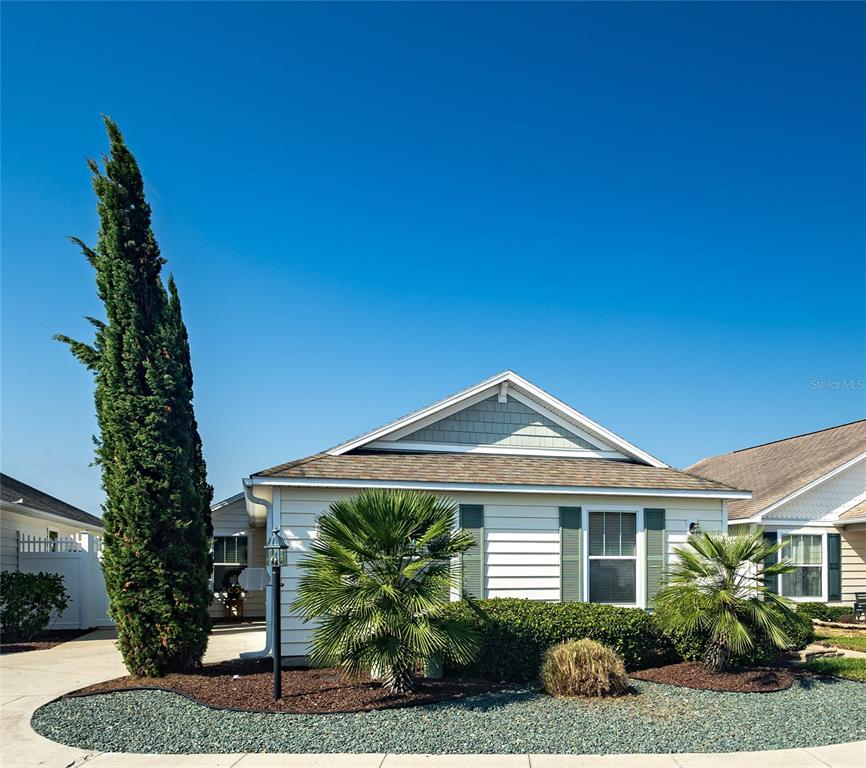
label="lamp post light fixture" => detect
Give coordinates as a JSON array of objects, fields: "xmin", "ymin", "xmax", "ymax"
[{"xmin": 265, "ymin": 527, "xmax": 290, "ymax": 700}]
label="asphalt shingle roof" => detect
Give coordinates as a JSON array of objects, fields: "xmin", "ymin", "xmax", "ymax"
[
  {"xmin": 685, "ymin": 420, "xmax": 866, "ymax": 521},
  {"xmin": 255, "ymin": 452, "xmax": 743, "ymax": 493},
  {"xmin": 0, "ymin": 473, "xmax": 103, "ymax": 528}
]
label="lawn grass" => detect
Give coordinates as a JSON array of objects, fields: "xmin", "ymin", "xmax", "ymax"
[
  {"xmin": 814, "ymin": 631, "xmax": 866, "ymax": 653},
  {"xmin": 806, "ymin": 657, "xmax": 866, "ymax": 682}
]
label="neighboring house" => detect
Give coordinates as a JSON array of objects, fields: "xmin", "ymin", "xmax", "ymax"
[
  {"xmin": 236, "ymin": 370, "xmax": 748, "ymax": 661},
  {"xmin": 210, "ymin": 492, "xmax": 266, "ymax": 619},
  {"xmin": 687, "ymin": 420, "xmax": 866, "ymax": 605},
  {"xmin": 0, "ymin": 473, "xmax": 103, "ymax": 572}
]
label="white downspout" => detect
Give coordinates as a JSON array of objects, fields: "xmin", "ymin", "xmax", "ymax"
[{"xmin": 240, "ymin": 479, "xmax": 273, "ymax": 660}]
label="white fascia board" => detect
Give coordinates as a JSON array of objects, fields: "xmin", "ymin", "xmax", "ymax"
[
  {"xmin": 210, "ymin": 491, "xmax": 245, "ymax": 512},
  {"xmin": 249, "ymin": 475, "xmax": 751, "ymax": 500},
  {"xmin": 838, "ymin": 516, "xmax": 866, "ymax": 525},
  {"xmin": 0, "ymin": 500, "xmax": 104, "ymax": 532},
  {"xmin": 327, "ymin": 370, "xmax": 669, "ymax": 468},
  {"xmin": 746, "ymin": 451, "xmax": 866, "ymax": 523},
  {"xmin": 747, "ymin": 519, "xmax": 843, "ymax": 529},
  {"xmin": 366, "ymin": 440, "xmax": 628, "ymax": 460}
]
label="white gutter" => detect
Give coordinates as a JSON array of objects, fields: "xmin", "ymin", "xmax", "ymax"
[
  {"xmin": 248, "ymin": 476, "xmax": 751, "ymax": 500},
  {"xmin": 0, "ymin": 500, "xmax": 104, "ymax": 533},
  {"xmin": 239, "ymin": 480, "xmax": 273, "ymax": 661}
]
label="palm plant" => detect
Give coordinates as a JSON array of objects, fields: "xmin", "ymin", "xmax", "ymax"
[
  {"xmin": 654, "ymin": 528, "xmax": 796, "ymax": 673},
  {"xmin": 292, "ymin": 489, "xmax": 479, "ymax": 694}
]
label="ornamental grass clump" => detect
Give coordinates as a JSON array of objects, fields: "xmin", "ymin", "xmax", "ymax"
[
  {"xmin": 293, "ymin": 489, "xmax": 479, "ymax": 695},
  {"xmin": 542, "ymin": 639, "xmax": 628, "ymax": 698}
]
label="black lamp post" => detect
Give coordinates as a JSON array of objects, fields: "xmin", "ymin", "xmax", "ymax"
[{"xmin": 265, "ymin": 527, "xmax": 290, "ymax": 700}]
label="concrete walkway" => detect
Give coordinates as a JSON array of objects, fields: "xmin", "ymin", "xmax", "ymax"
[{"xmin": 1, "ymin": 625, "xmax": 863, "ymax": 768}]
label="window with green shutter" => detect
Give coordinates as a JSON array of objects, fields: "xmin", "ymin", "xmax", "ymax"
[
  {"xmin": 588, "ymin": 510, "xmax": 637, "ymax": 604},
  {"xmin": 560, "ymin": 507, "xmax": 582, "ymax": 602},
  {"xmin": 459, "ymin": 505, "xmax": 484, "ymax": 599},
  {"xmin": 645, "ymin": 508, "xmax": 665, "ymax": 609},
  {"xmin": 828, "ymin": 532, "xmax": 842, "ymax": 601}
]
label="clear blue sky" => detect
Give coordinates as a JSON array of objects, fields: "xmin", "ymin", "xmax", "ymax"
[{"xmin": 2, "ymin": 2, "xmax": 864, "ymax": 514}]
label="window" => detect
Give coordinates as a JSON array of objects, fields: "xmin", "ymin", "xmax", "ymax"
[
  {"xmin": 213, "ymin": 536, "xmax": 248, "ymax": 593},
  {"xmin": 47, "ymin": 529, "xmax": 59, "ymax": 552},
  {"xmin": 588, "ymin": 511, "xmax": 637, "ymax": 604},
  {"xmin": 780, "ymin": 534, "xmax": 822, "ymax": 598}
]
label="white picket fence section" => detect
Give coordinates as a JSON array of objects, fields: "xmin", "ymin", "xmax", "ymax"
[{"xmin": 18, "ymin": 532, "xmax": 113, "ymax": 629}]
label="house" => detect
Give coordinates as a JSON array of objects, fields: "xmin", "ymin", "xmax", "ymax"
[
  {"xmin": 687, "ymin": 420, "xmax": 866, "ymax": 605},
  {"xmin": 236, "ymin": 370, "xmax": 749, "ymax": 662},
  {"xmin": 0, "ymin": 473, "xmax": 103, "ymax": 572},
  {"xmin": 209, "ymin": 492, "xmax": 266, "ymax": 620}
]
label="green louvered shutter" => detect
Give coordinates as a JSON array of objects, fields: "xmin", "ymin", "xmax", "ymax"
[
  {"xmin": 560, "ymin": 507, "xmax": 582, "ymax": 602},
  {"xmin": 459, "ymin": 505, "xmax": 484, "ymax": 599},
  {"xmin": 645, "ymin": 508, "xmax": 665, "ymax": 609},
  {"xmin": 762, "ymin": 531, "xmax": 778, "ymax": 594},
  {"xmin": 828, "ymin": 532, "xmax": 842, "ymax": 601}
]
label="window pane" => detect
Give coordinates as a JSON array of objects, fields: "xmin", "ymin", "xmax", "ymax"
[
  {"xmin": 213, "ymin": 536, "xmax": 247, "ymax": 565},
  {"xmin": 620, "ymin": 513, "xmax": 636, "ymax": 557},
  {"xmin": 589, "ymin": 559, "xmax": 636, "ymax": 604},
  {"xmin": 782, "ymin": 535, "xmax": 822, "ymax": 566},
  {"xmin": 589, "ymin": 512, "xmax": 605, "ymax": 556},
  {"xmin": 781, "ymin": 566, "xmax": 822, "ymax": 597}
]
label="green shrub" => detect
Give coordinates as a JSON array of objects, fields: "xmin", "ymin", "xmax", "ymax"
[
  {"xmin": 542, "ymin": 639, "xmax": 628, "ymax": 698},
  {"xmin": 795, "ymin": 603, "xmax": 855, "ymax": 622},
  {"xmin": 661, "ymin": 608, "xmax": 814, "ymax": 666},
  {"xmin": 0, "ymin": 571, "xmax": 70, "ymax": 642},
  {"xmin": 441, "ymin": 598, "xmax": 672, "ymax": 681}
]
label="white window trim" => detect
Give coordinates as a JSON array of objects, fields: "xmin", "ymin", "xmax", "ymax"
[
  {"xmin": 774, "ymin": 527, "xmax": 828, "ymax": 603},
  {"xmin": 212, "ymin": 534, "xmax": 251, "ymax": 594},
  {"xmin": 582, "ymin": 505, "xmax": 645, "ymax": 609}
]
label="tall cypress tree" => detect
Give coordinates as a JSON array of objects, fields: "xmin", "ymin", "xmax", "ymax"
[{"xmin": 57, "ymin": 117, "xmax": 212, "ymax": 676}]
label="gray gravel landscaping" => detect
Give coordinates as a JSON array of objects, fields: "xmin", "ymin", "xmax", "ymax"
[{"xmin": 31, "ymin": 678, "xmax": 866, "ymax": 754}]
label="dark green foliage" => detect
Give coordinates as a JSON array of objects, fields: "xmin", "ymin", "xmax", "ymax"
[
  {"xmin": 0, "ymin": 571, "xmax": 70, "ymax": 642},
  {"xmin": 663, "ymin": 609, "xmax": 814, "ymax": 666},
  {"xmin": 441, "ymin": 598, "xmax": 672, "ymax": 681},
  {"xmin": 56, "ymin": 118, "xmax": 212, "ymax": 676},
  {"xmin": 795, "ymin": 603, "xmax": 855, "ymax": 622},
  {"xmin": 293, "ymin": 489, "xmax": 479, "ymax": 695},
  {"xmin": 654, "ymin": 529, "xmax": 799, "ymax": 672}
]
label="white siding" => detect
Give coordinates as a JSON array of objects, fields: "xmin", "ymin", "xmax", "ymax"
[
  {"xmin": 765, "ymin": 459, "xmax": 866, "ymax": 522},
  {"xmin": 275, "ymin": 487, "xmax": 725, "ymax": 659},
  {"xmin": 210, "ymin": 497, "xmax": 266, "ymax": 619}
]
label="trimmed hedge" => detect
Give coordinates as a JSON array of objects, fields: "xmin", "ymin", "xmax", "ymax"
[
  {"xmin": 441, "ymin": 598, "xmax": 816, "ymax": 682},
  {"xmin": 661, "ymin": 608, "xmax": 814, "ymax": 666},
  {"xmin": 441, "ymin": 598, "xmax": 673, "ymax": 681},
  {"xmin": 795, "ymin": 603, "xmax": 855, "ymax": 622}
]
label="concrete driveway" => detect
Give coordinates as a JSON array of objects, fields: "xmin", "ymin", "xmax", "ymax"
[{"xmin": 1, "ymin": 624, "xmax": 863, "ymax": 768}]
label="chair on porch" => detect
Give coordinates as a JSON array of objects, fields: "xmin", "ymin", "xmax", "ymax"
[{"xmin": 854, "ymin": 592, "xmax": 866, "ymax": 622}]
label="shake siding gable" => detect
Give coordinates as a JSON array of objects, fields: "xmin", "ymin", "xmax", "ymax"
[{"xmin": 400, "ymin": 395, "xmax": 600, "ymax": 450}]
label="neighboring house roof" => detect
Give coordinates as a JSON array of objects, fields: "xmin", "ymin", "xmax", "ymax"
[
  {"xmin": 840, "ymin": 498, "xmax": 866, "ymax": 521},
  {"xmin": 0, "ymin": 473, "xmax": 103, "ymax": 529},
  {"xmin": 211, "ymin": 492, "xmax": 244, "ymax": 512},
  {"xmin": 255, "ymin": 452, "xmax": 745, "ymax": 496},
  {"xmin": 685, "ymin": 420, "xmax": 866, "ymax": 521}
]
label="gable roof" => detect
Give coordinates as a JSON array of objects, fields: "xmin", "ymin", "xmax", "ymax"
[
  {"xmin": 326, "ymin": 370, "xmax": 668, "ymax": 467},
  {"xmin": 840, "ymin": 498, "xmax": 866, "ymax": 521},
  {"xmin": 254, "ymin": 452, "xmax": 747, "ymax": 498},
  {"xmin": 685, "ymin": 420, "xmax": 866, "ymax": 521},
  {"xmin": 0, "ymin": 473, "xmax": 103, "ymax": 529}
]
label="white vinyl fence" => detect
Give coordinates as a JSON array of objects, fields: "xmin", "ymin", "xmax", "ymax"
[{"xmin": 18, "ymin": 532, "xmax": 113, "ymax": 630}]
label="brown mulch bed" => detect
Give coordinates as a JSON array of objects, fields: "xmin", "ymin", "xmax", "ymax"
[
  {"xmin": 631, "ymin": 662, "xmax": 795, "ymax": 693},
  {"xmin": 0, "ymin": 629, "xmax": 92, "ymax": 655},
  {"xmin": 66, "ymin": 657, "xmax": 499, "ymax": 713}
]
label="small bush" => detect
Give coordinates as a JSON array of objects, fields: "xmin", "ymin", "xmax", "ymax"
[
  {"xmin": 441, "ymin": 598, "xmax": 672, "ymax": 681},
  {"xmin": 0, "ymin": 571, "xmax": 70, "ymax": 642},
  {"xmin": 661, "ymin": 608, "xmax": 814, "ymax": 666},
  {"xmin": 542, "ymin": 639, "xmax": 628, "ymax": 698},
  {"xmin": 795, "ymin": 603, "xmax": 856, "ymax": 622}
]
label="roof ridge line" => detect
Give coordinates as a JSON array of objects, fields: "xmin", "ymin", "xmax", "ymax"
[{"xmin": 730, "ymin": 419, "xmax": 866, "ymax": 454}]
